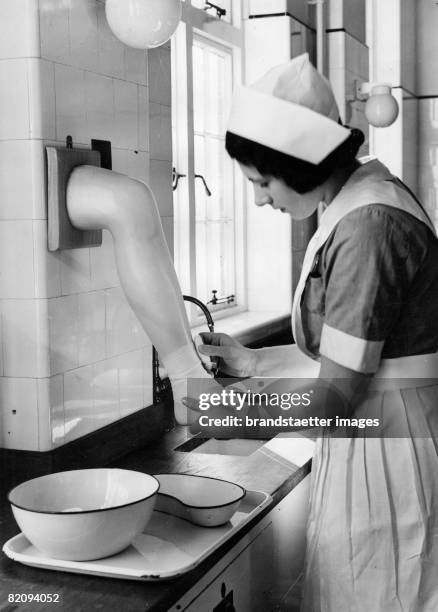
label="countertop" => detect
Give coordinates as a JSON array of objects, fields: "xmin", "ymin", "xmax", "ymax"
[{"xmin": 0, "ymin": 427, "xmax": 311, "ymax": 612}]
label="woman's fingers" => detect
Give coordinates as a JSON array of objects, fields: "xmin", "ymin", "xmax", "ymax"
[
  {"xmin": 193, "ymin": 334, "xmax": 215, "ymax": 371},
  {"xmin": 182, "ymin": 396, "xmax": 203, "ymax": 413},
  {"xmin": 197, "ymin": 344, "xmax": 242, "ymax": 376},
  {"xmin": 198, "ymin": 331, "xmax": 228, "ymax": 345},
  {"xmin": 198, "ymin": 344, "xmax": 235, "ymax": 358},
  {"xmin": 196, "ymin": 333, "xmax": 254, "ymax": 377},
  {"xmin": 182, "ymin": 395, "xmax": 235, "ymax": 419},
  {"xmin": 182, "ymin": 393, "xmax": 253, "ymax": 438},
  {"xmin": 194, "ymin": 333, "xmax": 235, "ymax": 372}
]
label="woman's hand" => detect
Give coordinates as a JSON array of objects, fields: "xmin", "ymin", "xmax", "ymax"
[
  {"xmin": 182, "ymin": 378, "xmax": 251, "ymax": 436},
  {"xmin": 195, "ymin": 332, "xmax": 258, "ymax": 377}
]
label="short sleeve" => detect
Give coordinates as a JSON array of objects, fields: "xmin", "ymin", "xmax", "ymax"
[{"xmin": 319, "ymin": 205, "xmax": 422, "ymax": 373}]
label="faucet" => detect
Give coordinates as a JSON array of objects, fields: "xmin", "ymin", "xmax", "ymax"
[
  {"xmin": 182, "ymin": 294, "xmax": 214, "ymax": 332},
  {"xmin": 152, "ymin": 295, "xmax": 215, "ymax": 404}
]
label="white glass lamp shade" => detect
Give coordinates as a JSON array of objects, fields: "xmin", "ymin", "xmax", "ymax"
[
  {"xmin": 365, "ymin": 85, "xmax": 399, "ymax": 128},
  {"xmin": 105, "ymin": 0, "xmax": 182, "ymax": 49}
]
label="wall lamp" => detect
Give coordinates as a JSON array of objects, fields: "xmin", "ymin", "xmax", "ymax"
[
  {"xmin": 105, "ymin": 0, "xmax": 182, "ymax": 49},
  {"xmin": 347, "ymin": 81, "xmax": 399, "ymax": 128}
]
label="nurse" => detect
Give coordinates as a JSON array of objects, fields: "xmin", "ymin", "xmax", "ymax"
[{"xmin": 196, "ymin": 53, "xmax": 438, "ymax": 610}]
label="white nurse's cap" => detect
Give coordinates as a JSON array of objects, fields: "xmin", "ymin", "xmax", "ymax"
[{"xmin": 227, "ymin": 53, "xmax": 350, "ymax": 165}]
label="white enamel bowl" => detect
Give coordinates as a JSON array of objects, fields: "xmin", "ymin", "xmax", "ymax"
[
  {"xmin": 8, "ymin": 469, "xmax": 159, "ymax": 561},
  {"xmin": 155, "ymin": 474, "xmax": 245, "ymax": 527}
]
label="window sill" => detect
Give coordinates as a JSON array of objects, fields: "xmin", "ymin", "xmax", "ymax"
[{"xmin": 191, "ymin": 310, "xmax": 292, "ymax": 347}]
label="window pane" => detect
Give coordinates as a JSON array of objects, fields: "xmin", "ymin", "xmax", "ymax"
[{"xmin": 192, "ymin": 39, "xmax": 234, "ymax": 306}]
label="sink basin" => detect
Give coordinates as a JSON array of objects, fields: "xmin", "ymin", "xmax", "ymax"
[
  {"xmin": 174, "ymin": 434, "xmax": 315, "ymax": 464},
  {"xmin": 191, "ymin": 438, "xmax": 266, "ymax": 456},
  {"xmin": 174, "ymin": 437, "xmax": 266, "ymax": 457}
]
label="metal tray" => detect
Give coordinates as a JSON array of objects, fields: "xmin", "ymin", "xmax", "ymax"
[{"xmin": 2, "ymin": 490, "xmax": 271, "ymax": 581}]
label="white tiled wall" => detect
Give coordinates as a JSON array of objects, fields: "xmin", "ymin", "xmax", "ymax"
[
  {"xmin": 418, "ymin": 99, "xmax": 438, "ymax": 228},
  {"xmin": 248, "ymin": 0, "xmax": 314, "ymax": 28},
  {"xmin": 328, "ymin": 28, "xmax": 369, "ymax": 155},
  {"xmin": 148, "ymin": 44, "xmax": 173, "ymax": 257},
  {"xmin": 243, "ymin": 2, "xmax": 370, "ymax": 312},
  {"xmin": 329, "ymin": 0, "xmax": 366, "ymax": 44},
  {"xmin": 416, "ymin": 1, "xmax": 438, "ymax": 230},
  {"xmin": 0, "ymin": 377, "xmax": 39, "ymax": 451},
  {"xmin": 0, "ymin": 0, "xmax": 40, "ymax": 59},
  {"xmin": 366, "ymin": 0, "xmax": 418, "ymax": 192},
  {"xmin": 0, "ymin": 0, "xmax": 173, "ymax": 450},
  {"xmin": 416, "ymin": 0, "xmax": 438, "ymax": 98},
  {"xmin": 366, "ymin": 0, "xmax": 433, "ymax": 201},
  {"xmin": 244, "ymin": 15, "xmax": 296, "ymax": 313},
  {"xmin": 0, "ymin": 140, "xmax": 46, "ymax": 220},
  {"xmin": 401, "ymin": 95, "xmax": 417, "ymax": 193}
]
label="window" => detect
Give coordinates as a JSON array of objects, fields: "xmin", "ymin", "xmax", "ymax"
[
  {"xmin": 171, "ymin": 1, "xmax": 245, "ymax": 324},
  {"xmin": 192, "ymin": 38, "xmax": 235, "ymax": 308}
]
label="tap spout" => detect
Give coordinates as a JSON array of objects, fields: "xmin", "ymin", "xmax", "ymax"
[{"xmin": 183, "ymin": 295, "xmax": 214, "ymax": 332}]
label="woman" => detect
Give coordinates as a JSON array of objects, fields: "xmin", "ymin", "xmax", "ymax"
[{"xmin": 196, "ymin": 53, "xmax": 438, "ymax": 610}]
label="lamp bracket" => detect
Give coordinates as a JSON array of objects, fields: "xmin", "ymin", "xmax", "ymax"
[
  {"xmin": 346, "ymin": 80, "xmax": 394, "ymax": 103},
  {"xmin": 345, "ymin": 80, "xmax": 369, "ymax": 102}
]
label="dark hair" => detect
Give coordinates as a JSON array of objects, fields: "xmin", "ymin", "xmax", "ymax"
[{"xmin": 225, "ymin": 128, "xmax": 365, "ymax": 194}]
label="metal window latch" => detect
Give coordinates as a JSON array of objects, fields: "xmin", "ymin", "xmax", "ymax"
[
  {"xmin": 172, "ymin": 167, "xmax": 186, "ymax": 191},
  {"xmin": 194, "ymin": 173, "xmax": 212, "ymax": 196},
  {"xmin": 208, "ymin": 290, "xmax": 235, "ymax": 306},
  {"xmin": 204, "ymin": 1, "xmax": 226, "ymax": 19}
]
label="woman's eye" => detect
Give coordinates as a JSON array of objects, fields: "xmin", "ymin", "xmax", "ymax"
[{"xmin": 260, "ymin": 182, "xmax": 269, "ymax": 188}]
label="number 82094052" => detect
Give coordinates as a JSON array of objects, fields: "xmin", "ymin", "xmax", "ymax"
[{"xmin": 8, "ymin": 593, "xmax": 61, "ymax": 603}]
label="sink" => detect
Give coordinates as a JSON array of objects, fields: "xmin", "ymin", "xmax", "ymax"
[
  {"xmin": 191, "ymin": 438, "xmax": 266, "ymax": 456},
  {"xmin": 174, "ymin": 437, "xmax": 266, "ymax": 457},
  {"xmin": 174, "ymin": 434, "xmax": 315, "ymax": 465}
]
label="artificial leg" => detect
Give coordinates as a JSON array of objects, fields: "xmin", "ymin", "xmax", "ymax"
[{"xmin": 67, "ymin": 165, "xmax": 211, "ymax": 424}]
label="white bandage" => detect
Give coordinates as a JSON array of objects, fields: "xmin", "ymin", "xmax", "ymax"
[{"xmin": 161, "ymin": 344, "xmax": 212, "ymax": 425}]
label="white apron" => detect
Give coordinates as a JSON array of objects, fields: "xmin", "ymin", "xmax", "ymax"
[{"xmin": 292, "ymin": 160, "xmax": 438, "ymax": 612}]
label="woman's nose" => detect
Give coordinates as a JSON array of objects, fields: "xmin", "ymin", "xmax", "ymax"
[{"xmin": 253, "ymin": 185, "xmax": 272, "ymax": 207}]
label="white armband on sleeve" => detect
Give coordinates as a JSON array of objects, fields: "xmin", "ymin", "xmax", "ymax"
[{"xmin": 320, "ymin": 323, "xmax": 383, "ymax": 374}]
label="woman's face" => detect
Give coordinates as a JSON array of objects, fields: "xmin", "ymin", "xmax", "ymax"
[{"xmin": 239, "ymin": 163, "xmax": 323, "ymax": 220}]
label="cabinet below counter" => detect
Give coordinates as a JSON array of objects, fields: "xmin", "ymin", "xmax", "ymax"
[
  {"xmin": 172, "ymin": 477, "xmax": 310, "ymax": 612},
  {"xmin": 0, "ymin": 427, "xmax": 312, "ymax": 612}
]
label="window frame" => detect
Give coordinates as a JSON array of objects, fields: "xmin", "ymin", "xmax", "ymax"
[{"xmin": 171, "ymin": 1, "xmax": 247, "ymax": 326}]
